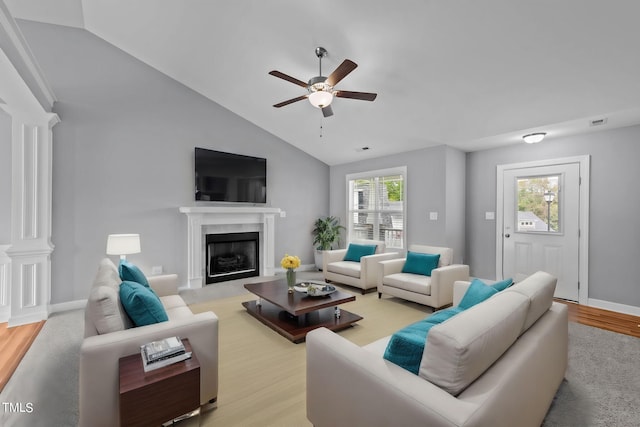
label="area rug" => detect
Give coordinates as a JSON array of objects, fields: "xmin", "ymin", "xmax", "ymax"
[{"xmin": 189, "ymin": 290, "xmax": 640, "ymax": 427}]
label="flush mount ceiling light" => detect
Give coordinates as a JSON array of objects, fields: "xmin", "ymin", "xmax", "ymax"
[{"xmin": 522, "ymin": 132, "xmax": 547, "ymax": 144}]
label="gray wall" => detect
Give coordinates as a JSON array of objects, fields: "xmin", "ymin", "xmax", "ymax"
[
  {"xmin": 18, "ymin": 21, "xmax": 330, "ymax": 304},
  {"xmin": 329, "ymin": 145, "xmax": 466, "ymax": 263},
  {"xmin": 445, "ymin": 146, "xmax": 466, "ymax": 263},
  {"xmin": 466, "ymin": 124, "xmax": 640, "ymax": 308},
  {"xmin": 0, "ymin": 110, "xmax": 10, "ymax": 243}
]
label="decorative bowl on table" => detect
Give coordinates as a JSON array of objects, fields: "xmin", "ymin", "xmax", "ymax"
[{"xmin": 293, "ymin": 282, "xmax": 336, "ymax": 297}]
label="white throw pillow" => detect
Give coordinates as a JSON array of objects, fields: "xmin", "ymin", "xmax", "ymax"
[{"xmin": 419, "ymin": 291, "xmax": 530, "ymax": 395}]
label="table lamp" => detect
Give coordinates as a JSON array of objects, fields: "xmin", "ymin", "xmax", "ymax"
[{"xmin": 106, "ymin": 234, "xmax": 141, "ymax": 260}]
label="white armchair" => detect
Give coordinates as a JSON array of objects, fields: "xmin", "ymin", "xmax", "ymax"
[
  {"xmin": 323, "ymin": 239, "xmax": 400, "ymax": 294},
  {"xmin": 378, "ymin": 244, "xmax": 469, "ymax": 309}
]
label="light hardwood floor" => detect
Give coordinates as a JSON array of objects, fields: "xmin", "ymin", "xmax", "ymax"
[
  {"xmin": 0, "ymin": 320, "xmax": 45, "ymax": 392},
  {"xmin": 555, "ymin": 299, "xmax": 640, "ymax": 338}
]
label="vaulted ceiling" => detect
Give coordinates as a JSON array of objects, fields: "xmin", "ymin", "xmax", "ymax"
[{"xmin": 6, "ymin": 0, "xmax": 640, "ymax": 165}]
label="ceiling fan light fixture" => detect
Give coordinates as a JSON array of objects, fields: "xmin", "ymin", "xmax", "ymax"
[
  {"xmin": 522, "ymin": 132, "xmax": 547, "ymax": 144},
  {"xmin": 309, "ymin": 90, "xmax": 333, "ymax": 108}
]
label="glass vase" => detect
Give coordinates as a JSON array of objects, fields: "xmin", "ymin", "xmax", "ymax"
[{"xmin": 286, "ymin": 268, "xmax": 296, "ymax": 293}]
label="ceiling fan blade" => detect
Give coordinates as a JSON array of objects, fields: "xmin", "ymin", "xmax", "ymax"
[
  {"xmin": 268, "ymin": 70, "xmax": 308, "ymax": 88},
  {"xmin": 326, "ymin": 59, "xmax": 357, "ymax": 87},
  {"xmin": 322, "ymin": 105, "xmax": 334, "ymax": 118},
  {"xmin": 273, "ymin": 95, "xmax": 308, "ymax": 108},
  {"xmin": 335, "ymin": 90, "xmax": 377, "ymax": 102}
]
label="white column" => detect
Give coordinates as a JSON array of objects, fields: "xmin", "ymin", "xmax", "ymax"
[{"xmin": 5, "ymin": 112, "xmax": 59, "ymax": 326}]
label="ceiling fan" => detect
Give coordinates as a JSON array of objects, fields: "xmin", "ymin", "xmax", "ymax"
[{"xmin": 269, "ymin": 47, "xmax": 377, "ymax": 118}]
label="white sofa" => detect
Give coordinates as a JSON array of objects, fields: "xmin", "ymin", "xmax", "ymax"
[
  {"xmin": 307, "ymin": 271, "xmax": 568, "ymax": 427},
  {"xmin": 323, "ymin": 239, "xmax": 399, "ymax": 294},
  {"xmin": 79, "ymin": 258, "xmax": 219, "ymax": 427},
  {"xmin": 378, "ymin": 244, "xmax": 470, "ymax": 309}
]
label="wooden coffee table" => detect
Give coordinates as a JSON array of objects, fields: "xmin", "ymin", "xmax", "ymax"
[{"xmin": 242, "ymin": 280, "xmax": 363, "ymax": 343}]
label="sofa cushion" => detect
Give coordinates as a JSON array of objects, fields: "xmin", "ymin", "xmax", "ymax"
[
  {"xmin": 343, "ymin": 243, "xmax": 377, "ymax": 262},
  {"xmin": 327, "ymin": 261, "xmax": 361, "ymax": 278},
  {"xmin": 383, "ymin": 306, "xmax": 463, "ymax": 374},
  {"xmin": 165, "ymin": 305, "xmax": 195, "ymax": 321},
  {"xmin": 118, "ymin": 260, "xmax": 149, "ymax": 287},
  {"xmin": 419, "ymin": 291, "xmax": 530, "ymax": 395},
  {"xmin": 457, "ymin": 279, "xmax": 498, "ymax": 309},
  {"xmin": 86, "ymin": 285, "xmax": 129, "ymax": 334},
  {"xmin": 159, "ymin": 295, "xmax": 188, "ymax": 311},
  {"xmin": 382, "ymin": 273, "xmax": 431, "ymax": 295},
  {"xmin": 505, "ymin": 271, "xmax": 557, "ymax": 333},
  {"xmin": 401, "ymin": 252, "xmax": 440, "ymax": 276},
  {"xmin": 86, "ymin": 258, "xmax": 133, "ymax": 335},
  {"xmin": 119, "ymin": 280, "xmax": 168, "ymax": 326},
  {"xmin": 92, "ymin": 258, "xmax": 121, "ymax": 290}
]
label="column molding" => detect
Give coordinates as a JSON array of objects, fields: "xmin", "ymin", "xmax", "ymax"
[{"xmin": 5, "ymin": 112, "xmax": 59, "ymax": 326}]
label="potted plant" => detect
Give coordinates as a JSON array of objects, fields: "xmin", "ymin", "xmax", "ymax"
[{"xmin": 312, "ymin": 216, "xmax": 345, "ymax": 270}]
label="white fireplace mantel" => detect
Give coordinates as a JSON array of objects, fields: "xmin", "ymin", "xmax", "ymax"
[{"xmin": 179, "ymin": 206, "xmax": 281, "ymax": 288}]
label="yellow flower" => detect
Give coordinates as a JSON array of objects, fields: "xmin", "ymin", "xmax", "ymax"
[{"xmin": 280, "ymin": 254, "xmax": 301, "ymax": 270}]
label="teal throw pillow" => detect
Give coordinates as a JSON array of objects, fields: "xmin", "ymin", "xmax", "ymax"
[
  {"xmin": 458, "ymin": 279, "xmax": 498, "ymax": 309},
  {"xmin": 401, "ymin": 252, "xmax": 440, "ymax": 276},
  {"xmin": 491, "ymin": 277, "xmax": 514, "ymax": 292},
  {"xmin": 119, "ymin": 280, "xmax": 168, "ymax": 326},
  {"xmin": 383, "ymin": 306, "xmax": 462, "ymax": 374},
  {"xmin": 119, "ymin": 260, "xmax": 149, "ymax": 287},
  {"xmin": 343, "ymin": 243, "xmax": 377, "ymax": 262}
]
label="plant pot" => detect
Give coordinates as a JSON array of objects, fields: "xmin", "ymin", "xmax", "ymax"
[{"xmin": 314, "ymin": 249, "xmax": 324, "ymax": 271}]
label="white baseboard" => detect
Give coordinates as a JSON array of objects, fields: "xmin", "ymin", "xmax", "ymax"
[
  {"xmin": 49, "ymin": 299, "xmax": 86, "ymax": 314},
  {"xmin": 587, "ymin": 298, "xmax": 640, "ymax": 317}
]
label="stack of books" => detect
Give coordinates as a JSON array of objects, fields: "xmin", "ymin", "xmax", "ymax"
[{"xmin": 140, "ymin": 336, "xmax": 192, "ymax": 372}]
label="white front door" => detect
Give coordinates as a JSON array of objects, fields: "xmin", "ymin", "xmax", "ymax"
[{"xmin": 497, "ymin": 157, "xmax": 589, "ymax": 302}]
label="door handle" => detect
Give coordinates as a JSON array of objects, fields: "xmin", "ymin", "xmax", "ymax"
[{"xmin": 504, "ymin": 234, "xmax": 510, "ymax": 238}]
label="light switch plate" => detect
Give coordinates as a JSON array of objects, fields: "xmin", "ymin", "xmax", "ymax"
[
  {"xmin": 151, "ymin": 266, "xmax": 163, "ymax": 275},
  {"xmin": 485, "ymin": 212, "xmax": 495, "ymax": 220},
  {"xmin": 280, "ymin": 211, "xmax": 286, "ymax": 218},
  {"xmin": 429, "ymin": 212, "xmax": 438, "ymax": 221}
]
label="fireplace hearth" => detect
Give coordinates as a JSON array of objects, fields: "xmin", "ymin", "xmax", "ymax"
[{"xmin": 206, "ymin": 232, "xmax": 259, "ymax": 283}]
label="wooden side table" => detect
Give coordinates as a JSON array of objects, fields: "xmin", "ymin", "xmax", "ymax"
[{"xmin": 119, "ymin": 338, "xmax": 200, "ymax": 426}]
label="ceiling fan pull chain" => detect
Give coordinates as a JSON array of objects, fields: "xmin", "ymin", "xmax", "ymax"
[{"xmin": 319, "ymin": 117, "xmax": 323, "ymax": 138}]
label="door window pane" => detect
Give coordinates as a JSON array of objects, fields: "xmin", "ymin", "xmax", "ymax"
[{"xmin": 516, "ymin": 175, "xmax": 560, "ymax": 233}]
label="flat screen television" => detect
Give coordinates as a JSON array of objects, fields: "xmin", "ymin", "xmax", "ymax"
[{"xmin": 195, "ymin": 148, "xmax": 267, "ymax": 203}]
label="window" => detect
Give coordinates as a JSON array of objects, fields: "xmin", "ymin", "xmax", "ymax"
[
  {"xmin": 346, "ymin": 167, "xmax": 406, "ymax": 249},
  {"xmin": 516, "ymin": 174, "xmax": 560, "ymax": 233}
]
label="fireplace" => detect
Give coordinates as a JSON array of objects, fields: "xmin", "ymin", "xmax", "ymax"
[
  {"xmin": 179, "ymin": 206, "xmax": 281, "ymax": 288},
  {"xmin": 206, "ymin": 232, "xmax": 259, "ymax": 283}
]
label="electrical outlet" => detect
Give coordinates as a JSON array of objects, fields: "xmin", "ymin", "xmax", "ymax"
[
  {"xmin": 429, "ymin": 212, "xmax": 438, "ymax": 221},
  {"xmin": 485, "ymin": 212, "xmax": 495, "ymax": 220},
  {"xmin": 151, "ymin": 266, "xmax": 163, "ymax": 275}
]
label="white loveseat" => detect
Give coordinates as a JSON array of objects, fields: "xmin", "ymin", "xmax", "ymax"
[
  {"xmin": 306, "ymin": 271, "xmax": 568, "ymax": 427},
  {"xmin": 378, "ymin": 244, "xmax": 470, "ymax": 309},
  {"xmin": 79, "ymin": 258, "xmax": 219, "ymax": 427}
]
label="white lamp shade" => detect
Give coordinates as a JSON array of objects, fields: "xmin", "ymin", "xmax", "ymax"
[
  {"xmin": 308, "ymin": 90, "xmax": 333, "ymax": 108},
  {"xmin": 106, "ymin": 234, "xmax": 141, "ymax": 256}
]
